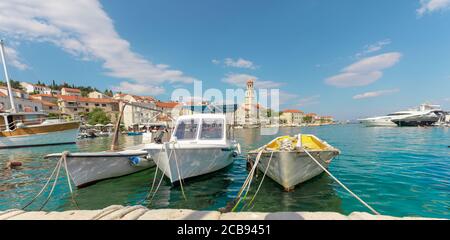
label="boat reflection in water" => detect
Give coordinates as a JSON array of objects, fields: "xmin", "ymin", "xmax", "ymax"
[
  {"xmin": 145, "ymin": 165, "xmax": 234, "ymax": 210},
  {"xmin": 61, "ymin": 165, "xmax": 234, "ymax": 211}
]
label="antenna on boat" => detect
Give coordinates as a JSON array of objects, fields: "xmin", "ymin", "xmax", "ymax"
[{"xmin": 0, "ymin": 40, "xmax": 17, "ymax": 113}]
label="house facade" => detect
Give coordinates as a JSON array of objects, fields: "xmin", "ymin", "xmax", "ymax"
[
  {"xmin": 0, "ymin": 87, "xmax": 43, "ymax": 113},
  {"xmin": 58, "ymin": 95, "xmax": 119, "ymax": 122},
  {"xmin": 20, "ymin": 82, "xmax": 52, "ymax": 95},
  {"xmin": 280, "ymin": 109, "xmax": 304, "ymax": 125},
  {"xmin": 113, "ymin": 93, "xmax": 158, "ymax": 128},
  {"xmin": 61, "ymin": 87, "xmax": 82, "ymax": 96}
]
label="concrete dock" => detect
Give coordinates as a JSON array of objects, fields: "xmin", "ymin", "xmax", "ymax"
[{"xmin": 0, "ymin": 205, "xmax": 441, "ymax": 220}]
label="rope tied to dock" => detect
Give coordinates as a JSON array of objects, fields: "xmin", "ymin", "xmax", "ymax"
[
  {"xmin": 230, "ymin": 147, "xmax": 265, "ymax": 212},
  {"xmin": 301, "ymin": 148, "xmax": 380, "ymax": 215},
  {"xmin": 22, "ymin": 151, "xmax": 79, "ymax": 211}
]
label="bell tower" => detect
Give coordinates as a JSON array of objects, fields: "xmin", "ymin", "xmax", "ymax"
[{"xmin": 244, "ymin": 79, "xmax": 255, "ymax": 123}]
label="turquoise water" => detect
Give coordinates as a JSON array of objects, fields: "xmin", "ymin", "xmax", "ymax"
[{"xmin": 0, "ymin": 124, "xmax": 449, "ymax": 218}]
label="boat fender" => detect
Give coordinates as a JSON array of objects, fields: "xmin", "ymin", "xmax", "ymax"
[
  {"xmin": 232, "ymin": 151, "xmax": 239, "ymax": 158},
  {"xmin": 129, "ymin": 156, "xmax": 142, "ymax": 166}
]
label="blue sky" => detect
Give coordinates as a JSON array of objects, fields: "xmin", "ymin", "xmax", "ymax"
[{"xmin": 0, "ymin": 0, "xmax": 449, "ymax": 120}]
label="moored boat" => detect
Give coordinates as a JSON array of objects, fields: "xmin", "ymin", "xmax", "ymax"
[
  {"xmin": 247, "ymin": 134, "xmax": 340, "ymax": 191},
  {"xmin": 45, "ymin": 149, "xmax": 154, "ymax": 188},
  {"xmin": 143, "ymin": 114, "xmax": 240, "ymax": 184},
  {"xmin": 0, "ymin": 40, "xmax": 80, "ymax": 149}
]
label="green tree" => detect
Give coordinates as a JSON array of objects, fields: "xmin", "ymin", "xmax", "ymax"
[
  {"xmin": 303, "ymin": 116, "xmax": 313, "ymax": 123},
  {"xmin": 87, "ymin": 108, "xmax": 111, "ymax": 125},
  {"xmin": 0, "ymin": 79, "xmax": 24, "ymax": 90}
]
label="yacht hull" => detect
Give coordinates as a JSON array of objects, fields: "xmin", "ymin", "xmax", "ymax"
[
  {"xmin": 360, "ymin": 119, "xmax": 397, "ymax": 127},
  {"xmin": 0, "ymin": 125, "xmax": 80, "ymax": 149},
  {"xmin": 392, "ymin": 114, "xmax": 440, "ymax": 127}
]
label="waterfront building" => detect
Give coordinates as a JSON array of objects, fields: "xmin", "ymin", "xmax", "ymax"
[
  {"xmin": 155, "ymin": 101, "xmax": 182, "ymax": 122},
  {"xmin": 320, "ymin": 116, "xmax": 334, "ymax": 124},
  {"xmin": 57, "ymin": 95, "xmax": 119, "ymax": 122},
  {"xmin": 0, "ymin": 87, "xmax": 43, "ymax": 112},
  {"xmin": 182, "ymin": 103, "xmax": 238, "ymax": 125},
  {"xmin": 20, "ymin": 82, "xmax": 52, "ymax": 95},
  {"xmin": 61, "ymin": 87, "xmax": 82, "ymax": 96},
  {"xmin": 280, "ymin": 109, "xmax": 304, "ymax": 125},
  {"xmin": 113, "ymin": 93, "xmax": 158, "ymax": 129}
]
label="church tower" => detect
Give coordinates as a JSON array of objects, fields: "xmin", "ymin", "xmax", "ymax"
[{"xmin": 244, "ymin": 79, "xmax": 255, "ymax": 123}]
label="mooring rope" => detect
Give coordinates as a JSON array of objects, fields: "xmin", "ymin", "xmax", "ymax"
[
  {"xmin": 61, "ymin": 151, "xmax": 79, "ymax": 210},
  {"xmin": 142, "ymin": 145, "xmax": 165, "ymax": 204},
  {"xmin": 148, "ymin": 143, "xmax": 174, "ymax": 204},
  {"xmin": 244, "ymin": 151, "xmax": 274, "ymax": 210},
  {"xmin": 231, "ymin": 149, "xmax": 264, "ymax": 212},
  {"xmin": 172, "ymin": 142, "xmax": 187, "ymax": 200},
  {"xmin": 302, "ymin": 148, "xmax": 380, "ymax": 215},
  {"xmin": 22, "ymin": 158, "xmax": 62, "ymax": 210},
  {"xmin": 39, "ymin": 155, "xmax": 63, "ymax": 210},
  {"xmin": 22, "ymin": 151, "xmax": 79, "ymax": 210}
]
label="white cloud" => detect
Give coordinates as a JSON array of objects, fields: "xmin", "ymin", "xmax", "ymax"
[
  {"xmin": 222, "ymin": 73, "xmax": 282, "ymax": 89},
  {"xmin": 1, "ymin": 45, "xmax": 29, "ymax": 70},
  {"xmin": 211, "ymin": 59, "xmax": 220, "ymax": 65},
  {"xmin": 417, "ymin": 0, "xmax": 450, "ymax": 16},
  {"xmin": 296, "ymin": 95, "xmax": 320, "ymax": 107},
  {"xmin": 0, "ymin": 0, "xmax": 196, "ymax": 95},
  {"xmin": 353, "ymin": 89, "xmax": 400, "ymax": 99},
  {"xmin": 224, "ymin": 58, "xmax": 256, "ymax": 69},
  {"xmin": 326, "ymin": 52, "xmax": 402, "ymax": 87},
  {"xmin": 112, "ymin": 81, "xmax": 165, "ymax": 95},
  {"xmin": 355, "ymin": 39, "xmax": 391, "ymax": 58}
]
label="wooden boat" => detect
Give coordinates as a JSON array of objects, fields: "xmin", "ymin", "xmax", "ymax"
[
  {"xmin": 247, "ymin": 134, "xmax": 340, "ymax": 191},
  {"xmin": 45, "ymin": 148, "xmax": 155, "ymax": 188},
  {"xmin": 0, "ymin": 41, "xmax": 80, "ymax": 149},
  {"xmin": 143, "ymin": 114, "xmax": 240, "ymax": 184}
]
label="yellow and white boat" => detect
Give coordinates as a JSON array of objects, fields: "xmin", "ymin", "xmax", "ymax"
[{"xmin": 247, "ymin": 134, "xmax": 340, "ymax": 191}]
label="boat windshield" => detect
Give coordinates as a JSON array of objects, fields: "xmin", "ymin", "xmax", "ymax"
[
  {"xmin": 200, "ymin": 118, "xmax": 224, "ymax": 140},
  {"xmin": 387, "ymin": 113, "xmax": 410, "ymax": 116},
  {"xmin": 174, "ymin": 119, "xmax": 199, "ymax": 140}
]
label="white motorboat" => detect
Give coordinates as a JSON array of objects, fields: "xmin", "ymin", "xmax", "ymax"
[
  {"xmin": 247, "ymin": 134, "xmax": 340, "ymax": 191},
  {"xmin": 144, "ymin": 114, "xmax": 240, "ymax": 184},
  {"xmin": 45, "ymin": 148, "xmax": 155, "ymax": 188}
]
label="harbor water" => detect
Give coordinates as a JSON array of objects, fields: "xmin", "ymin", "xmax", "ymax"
[{"xmin": 0, "ymin": 124, "xmax": 449, "ymax": 219}]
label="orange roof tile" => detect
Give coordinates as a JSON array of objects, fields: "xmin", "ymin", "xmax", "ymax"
[
  {"xmin": 156, "ymin": 101, "xmax": 179, "ymax": 109},
  {"xmin": 61, "ymin": 87, "xmax": 81, "ymax": 93},
  {"xmin": 58, "ymin": 95, "xmax": 118, "ymax": 104},
  {"xmin": 283, "ymin": 109, "xmax": 304, "ymax": 113}
]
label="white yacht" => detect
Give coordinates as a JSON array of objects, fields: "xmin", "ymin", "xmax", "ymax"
[
  {"xmin": 143, "ymin": 114, "xmax": 240, "ymax": 184},
  {"xmin": 359, "ymin": 104, "xmax": 444, "ymax": 127},
  {"xmin": 391, "ymin": 104, "xmax": 444, "ymax": 127}
]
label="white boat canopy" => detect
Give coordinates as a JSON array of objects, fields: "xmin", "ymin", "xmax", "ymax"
[{"xmin": 171, "ymin": 114, "xmax": 227, "ymax": 145}]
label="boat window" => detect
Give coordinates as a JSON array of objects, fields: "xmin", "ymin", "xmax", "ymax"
[
  {"xmin": 174, "ymin": 119, "xmax": 199, "ymax": 140},
  {"xmin": 200, "ymin": 119, "xmax": 224, "ymax": 140},
  {"xmin": 387, "ymin": 113, "xmax": 409, "ymax": 116}
]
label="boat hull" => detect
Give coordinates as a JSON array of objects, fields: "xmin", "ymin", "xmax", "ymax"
[
  {"xmin": 0, "ymin": 127, "xmax": 79, "ymax": 149},
  {"xmin": 248, "ymin": 150, "xmax": 339, "ymax": 190},
  {"xmin": 45, "ymin": 150, "xmax": 155, "ymax": 187},
  {"xmin": 146, "ymin": 143, "xmax": 235, "ymax": 184},
  {"xmin": 359, "ymin": 118, "xmax": 397, "ymax": 127}
]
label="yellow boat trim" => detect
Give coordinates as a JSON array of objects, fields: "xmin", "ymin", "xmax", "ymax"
[{"xmin": 265, "ymin": 134, "xmax": 328, "ymax": 151}]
